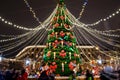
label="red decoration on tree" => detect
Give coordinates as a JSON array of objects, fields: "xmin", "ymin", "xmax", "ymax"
[
  {"xmin": 68, "ymin": 61, "xmax": 76, "ymax": 70},
  {"xmin": 64, "ymin": 24, "xmax": 69, "ymax": 28},
  {"xmin": 50, "ymin": 62, "xmax": 57, "ymax": 72},
  {"xmin": 60, "ymin": 15, "xmax": 65, "ymax": 20},
  {"xmin": 74, "ymin": 53, "xmax": 77, "ymax": 57},
  {"xmin": 53, "ymin": 16, "xmax": 57, "ymax": 21},
  {"xmin": 50, "ymin": 32, "xmax": 55, "ymax": 37},
  {"xmin": 69, "ymin": 62, "xmax": 74, "ymax": 70},
  {"xmin": 69, "ymin": 42, "xmax": 72, "ymax": 46},
  {"xmin": 54, "ymin": 40, "xmax": 59, "ymax": 45},
  {"xmin": 54, "ymin": 23, "xmax": 59, "ymax": 28},
  {"xmin": 59, "ymin": 50, "xmax": 66, "ymax": 58},
  {"xmin": 52, "ymin": 42, "xmax": 55, "ymax": 46},
  {"xmin": 70, "ymin": 34, "xmax": 74, "ymax": 39},
  {"xmin": 60, "ymin": 31, "xmax": 65, "ymax": 37},
  {"xmin": 47, "ymin": 51, "xmax": 51, "ymax": 57}
]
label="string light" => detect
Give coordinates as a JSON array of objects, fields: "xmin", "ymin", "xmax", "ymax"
[
  {"xmin": 84, "ymin": 8, "xmax": 120, "ymax": 27},
  {"xmin": 77, "ymin": 0, "xmax": 88, "ymax": 19},
  {"xmin": 0, "ymin": 16, "xmax": 41, "ymax": 31},
  {"xmin": 66, "ymin": 8, "xmax": 120, "ymax": 37},
  {"xmin": 76, "ymin": 27, "xmax": 119, "ymax": 59},
  {"xmin": 23, "ymin": 0, "xmax": 41, "ymax": 24}
]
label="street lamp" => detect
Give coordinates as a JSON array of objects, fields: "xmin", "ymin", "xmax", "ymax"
[{"xmin": 0, "ymin": 51, "xmax": 3, "ymax": 62}]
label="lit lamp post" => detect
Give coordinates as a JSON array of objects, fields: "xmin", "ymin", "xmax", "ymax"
[
  {"xmin": 0, "ymin": 51, "xmax": 3, "ymax": 62},
  {"xmin": 0, "ymin": 56, "xmax": 2, "ymax": 62}
]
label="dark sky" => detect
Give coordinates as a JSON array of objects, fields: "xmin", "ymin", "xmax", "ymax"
[{"xmin": 0, "ymin": 0, "xmax": 120, "ymax": 58}]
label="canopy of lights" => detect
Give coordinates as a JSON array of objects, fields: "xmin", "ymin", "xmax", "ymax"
[{"xmin": 0, "ymin": 0, "xmax": 120, "ymax": 63}]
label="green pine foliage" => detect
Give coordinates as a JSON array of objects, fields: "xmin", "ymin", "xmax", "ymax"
[{"xmin": 43, "ymin": 0, "xmax": 81, "ymax": 76}]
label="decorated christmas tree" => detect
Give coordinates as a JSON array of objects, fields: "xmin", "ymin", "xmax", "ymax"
[{"xmin": 43, "ymin": 0, "xmax": 81, "ymax": 76}]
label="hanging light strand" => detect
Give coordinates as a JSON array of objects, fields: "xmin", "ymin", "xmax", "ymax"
[
  {"xmin": 84, "ymin": 8, "xmax": 120, "ymax": 27},
  {"xmin": 0, "ymin": 16, "xmax": 44, "ymax": 31},
  {"xmin": 79, "ymin": 27, "xmax": 119, "ymax": 59},
  {"xmin": 77, "ymin": 0, "xmax": 88, "ymax": 20},
  {"xmin": 23, "ymin": 0, "xmax": 41, "ymax": 24},
  {"xmin": 66, "ymin": 8, "xmax": 120, "ymax": 37}
]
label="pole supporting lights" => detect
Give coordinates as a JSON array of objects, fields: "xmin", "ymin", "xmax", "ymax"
[{"xmin": 0, "ymin": 51, "xmax": 3, "ymax": 62}]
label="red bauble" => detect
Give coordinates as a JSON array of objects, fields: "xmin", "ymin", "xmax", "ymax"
[
  {"xmin": 47, "ymin": 51, "xmax": 51, "ymax": 57},
  {"xmin": 54, "ymin": 23, "xmax": 59, "ymax": 28},
  {"xmin": 60, "ymin": 15, "xmax": 65, "ymax": 20},
  {"xmin": 70, "ymin": 34, "xmax": 74, "ymax": 39},
  {"xmin": 60, "ymin": 31, "xmax": 65, "ymax": 37},
  {"xmin": 52, "ymin": 42, "xmax": 55, "ymax": 47},
  {"xmin": 54, "ymin": 40, "xmax": 59, "ymax": 44},
  {"xmin": 53, "ymin": 16, "xmax": 57, "ymax": 21},
  {"xmin": 69, "ymin": 62, "xmax": 74, "ymax": 70},
  {"xmin": 50, "ymin": 62, "xmax": 57, "ymax": 72},
  {"xmin": 69, "ymin": 42, "xmax": 72, "ymax": 46},
  {"xmin": 50, "ymin": 32, "xmax": 55, "ymax": 37},
  {"xmin": 74, "ymin": 53, "xmax": 77, "ymax": 57},
  {"xmin": 64, "ymin": 24, "xmax": 69, "ymax": 28},
  {"xmin": 59, "ymin": 50, "xmax": 66, "ymax": 58},
  {"xmin": 50, "ymin": 64, "xmax": 57, "ymax": 72}
]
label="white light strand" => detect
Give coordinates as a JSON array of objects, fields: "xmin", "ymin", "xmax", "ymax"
[
  {"xmin": 0, "ymin": 29, "xmax": 39, "ymax": 52},
  {"xmin": 83, "ymin": 26, "xmax": 120, "ymax": 37},
  {"xmin": 76, "ymin": 27, "xmax": 100, "ymax": 60},
  {"xmin": 66, "ymin": 8, "xmax": 120, "ymax": 36},
  {"xmin": 66, "ymin": 11, "xmax": 120, "ymax": 38},
  {"xmin": 0, "ymin": 4, "xmax": 58, "ymax": 32},
  {"xmin": 84, "ymin": 8, "xmax": 120, "ymax": 27},
  {"xmin": 73, "ymin": 28, "xmax": 92, "ymax": 62},
  {"xmin": 0, "ymin": 5, "xmax": 58, "ymax": 43},
  {"xmin": 77, "ymin": 0, "xmax": 88, "ymax": 19},
  {"xmin": 0, "ymin": 16, "xmax": 39, "ymax": 31},
  {"xmin": 2, "ymin": 22, "xmax": 50, "ymax": 56},
  {"xmin": 23, "ymin": 0, "xmax": 41, "ymax": 24},
  {"xmin": 12, "ymin": 28, "xmax": 48, "ymax": 58},
  {"xmin": 77, "ymin": 26, "xmax": 118, "ymax": 51},
  {"xmin": 77, "ymin": 27, "xmax": 119, "ymax": 59},
  {"xmin": 82, "ymin": 27, "xmax": 120, "ymax": 48},
  {"xmin": 72, "ymin": 26, "xmax": 91, "ymax": 62},
  {"xmin": 0, "ymin": 32, "xmax": 31, "ymax": 42},
  {"xmin": 102, "ymin": 29, "xmax": 120, "ymax": 33}
]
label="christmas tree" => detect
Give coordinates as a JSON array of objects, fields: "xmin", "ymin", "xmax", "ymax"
[{"xmin": 43, "ymin": 0, "xmax": 81, "ymax": 76}]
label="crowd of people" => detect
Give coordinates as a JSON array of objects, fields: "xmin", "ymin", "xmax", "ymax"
[
  {"xmin": 0, "ymin": 68, "xmax": 28, "ymax": 80},
  {"xmin": 0, "ymin": 63, "xmax": 120, "ymax": 80}
]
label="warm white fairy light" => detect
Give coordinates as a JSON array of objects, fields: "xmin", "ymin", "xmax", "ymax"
[
  {"xmin": 66, "ymin": 8, "xmax": 120, "ymax": 37},
  {"xmin": 76, "ymin": 27, "xmax": 119, "ymax": 60},
  {"xmin": 23, "ymin": 0, "xmax": 41, "ymax": 24},
  {"xmin": 77, "ymin": 0, "xmax": 88, "ymax": 19},
  {"xmin": 67, "ymin": 8, "xmax": 117, "ymax": 61},
  {"xmin": 83, "ymin": 8, "xmax": 120, "ymax": 27}
]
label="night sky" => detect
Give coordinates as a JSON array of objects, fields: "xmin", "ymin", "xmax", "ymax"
[{"xmin": 0, "ymin": 0, "xmax": 120, "ymax": 58}]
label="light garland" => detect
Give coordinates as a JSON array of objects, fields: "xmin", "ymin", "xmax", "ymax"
[
  {"xmin": 84, "ymin": 8, "xmax": 120, "ymax": 27},
  {"xmin": 75, "ymin": 26, "xmax": 119, "ymax": 59},
  {"xmin": 77, "ymin": 28, "xmax": 118, "ymax": 61},
  {"xmin": 0, "ymin": 16, "xmax": 45, "ymax": 31},
  {"xmin": 81, "ymin": 27, "xmax": 120, "ymax": 48},
  {"xmin": 23, "ymin": 0, "xmax": 41, "ymax": 24},
  {"xmin": 83, "ymin": 26, "xmax": 120, "ymax": 37},
  {"xmin": 73, "ymin": 27, "xmax": 91, "ymax": 62},
  {"xmin": 0, "ymin": 32, "xmax": 32, "ymax": 42},
  {"xmin": 77, "ymin": 0, "xmax": 88, "ymax": 19},
  {"xmin": 66, "ymin": 9, "xmax": 120, "ymax": 38}
]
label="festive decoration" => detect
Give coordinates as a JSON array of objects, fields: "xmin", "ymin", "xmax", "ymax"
[
  {"xmin": 59, "ymin": 50, "xmax": 66, "ymax": 58},
  {"xmin": 50, "ymin": 62, "xmax": 57, "ymax": 72},
  {"xmin": 43, "ymin": 0, "xmax": 81, "ymax": 76},
  {"xmin": 62, "ymin": 62, "xmax": 64, "ymax": 72},
  {"xmin": 60, "ymin": 31, "xmax": 65, "ymax": 37}
]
